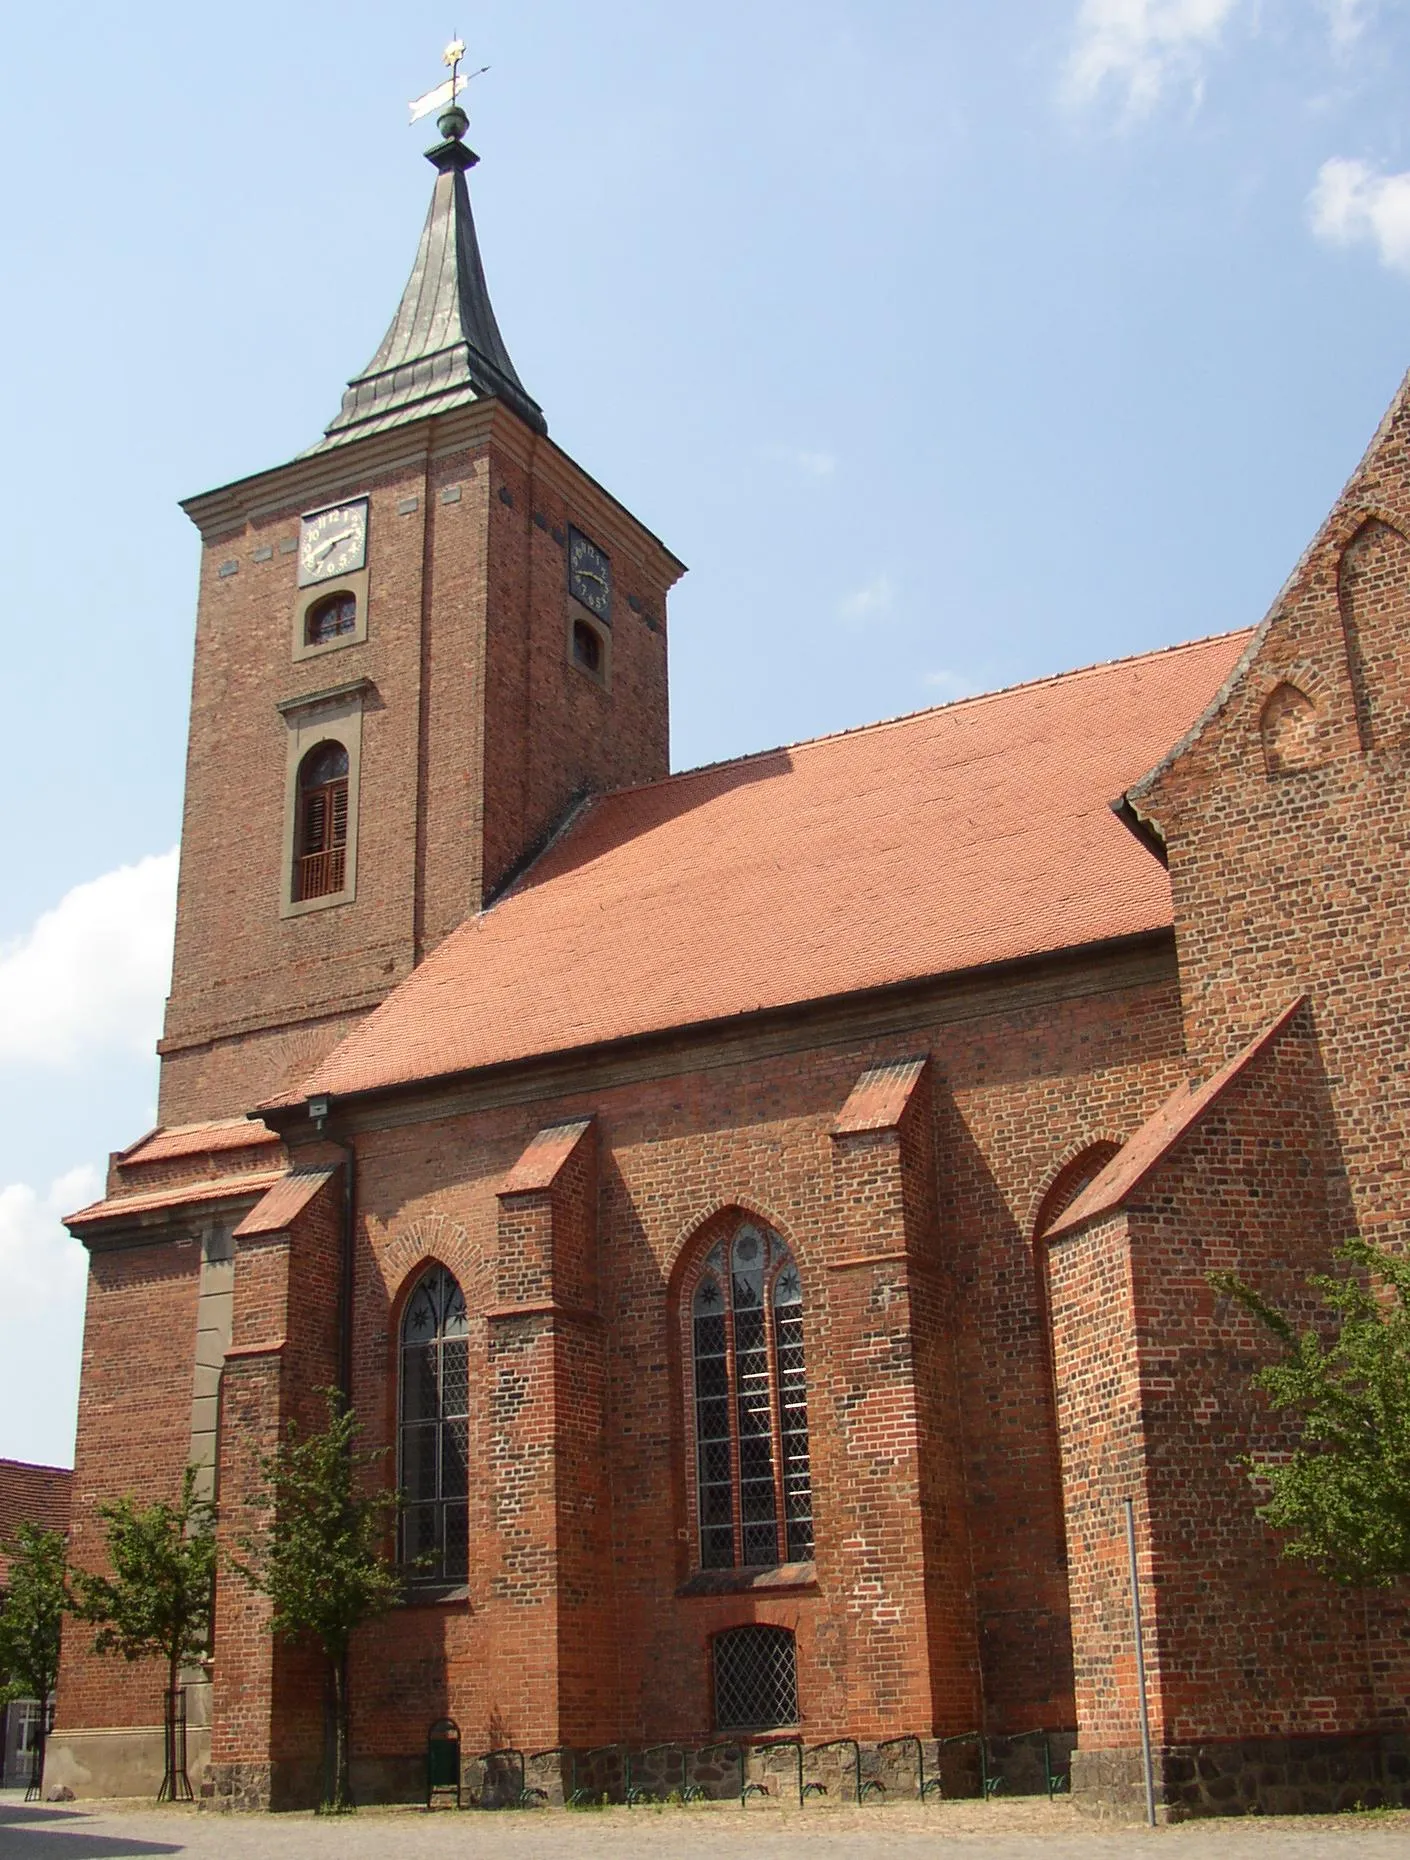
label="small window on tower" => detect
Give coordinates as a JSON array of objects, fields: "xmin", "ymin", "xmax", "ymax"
[
  {"xmin": 294, "ymin": 740, "xmax": 349, "ymax": 902},
  {"xmin": 306, "ymin": 591, "xmax": 358, "ymax": 646},
  {"xmin": 572, "ymin": 617, "xmax": 603, "ymax": 678}
]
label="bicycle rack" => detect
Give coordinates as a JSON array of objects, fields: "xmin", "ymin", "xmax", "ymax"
[
  {"xmin": 626, "ymin": 1742, "xmax": 688, "ymax": 1805},
  {"xmin": 568, "ymin": 1742, "xmax": 622, "ymax": 1806},
  {"xmin": 938, "ymin": 1729, "xmax": 993, "ymax": 1798},
  {"xmin": 804, "ymin": 1736, "xmax": 864, "ymax": 1804},
  {"xmin": 693, "ymin": 1740, "xmax": 758, "ymax": 1806},
  {"xmin": 876, "ymin": 1733, "xmax": 943, "ymax": 1802},
  {"xmin": 523, "ymin": 1746, "xmax": 572, "ymax": 1808},
  {"xmin": 747, "ymin": 1734, "xmax": 805, "ymax": 1806},
  {"xmin": 474, "ymin": 1745, "xmax": 527, "ymax": 1810},
  {"xmin": 1004, "ymin": 1728, "xmax": 1071, "ymax": 1800}
]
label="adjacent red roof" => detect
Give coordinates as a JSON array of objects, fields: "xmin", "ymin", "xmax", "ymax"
[
  {"xmin": 0, "ymin": 1460, "xmax": 72, "ymax": 1586},
  {"xmin": 294, "ymin": 631, "xmax": 1252, "ymax": 1105},
  {"xmin": 1046, "ymin": 998, "xmax": 1307, "ymax": 1240},
  {"xmin": 67, "ymin": 1171, "xmax": 288, "ymax": 1230},
  {"xmin": 834, "ymin": 1058, "xmax": 928, "ymax": 1135},
  {"xmin": 233, "ymin": 1165, "xmax": 339, "ymax": 1238},
  {"xmin": 500, "ymin": 1120, "xmax": 595, "ymax": 1195},
  {"xmin": 120, "ymin": 1119, "xmax": 278, "ymax": 1165}
]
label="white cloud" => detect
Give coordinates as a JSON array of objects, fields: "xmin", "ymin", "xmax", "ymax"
[
  {"xmin": 0, "ymin": 1166, "xmax": 97, "ymax": 1310},
  {"xmin": 0, "ymin": 851, "xmax": 178, "ymax": 1069},
  {"xmin": 923, "ymin": 668, "xmax": 983, "ymax": 701},
  {"xmin": 1322, "ymin": 0, "xmax": 1371, "ymax": 51},
  {"xmin": 1309, "ymin": 156, "xmax": 1410, "ymax": 274},
  {"xmin": 838, "ymin": 573, "xmax": 896, "ymax": 623},
  {"xmin": 766, "ymin": 445, "xmax": 837, "ymax": 480},
  {"xmin": 1062, "ymin": 0, "xmax": 1240, "ymax": 119}
]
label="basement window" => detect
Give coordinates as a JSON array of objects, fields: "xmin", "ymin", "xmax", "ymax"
[{"xmin": 713, "ymin": 1626, "xmax": 799, "ymax": 1731}]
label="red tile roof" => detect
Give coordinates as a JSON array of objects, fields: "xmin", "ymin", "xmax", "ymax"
[
  {"xmin": 120, "ymin": 1119, "xmax": 278, "ymax": 1165},
  {"xmin": 67, "ymin": 1171, "xmax": 288, "ymax": 1231},
  {"xmin": 0, "ymin": 1460, "xmax": 72, "ymax": 1586},
  {"xmin": 232, "ymin": 1165, "xmax": 340, "ymax": 1238},
  {"xmin": 293, "ymin": 631, "xmax": 1252, "ymax": 1105},
  {"xmin": 1046, "ymin": 998, "xmax": 1307, "ymax": 1240},
  {"xmin": 834, "ymin": 1058, "xmax": 928, "ymax": 1135}
]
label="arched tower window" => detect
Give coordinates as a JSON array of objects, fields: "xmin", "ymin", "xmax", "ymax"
[
  {"xmin": 690, "ymin": 1221, "xmax": 812, "ymax": 1571},
  {"xmin": 305, "ymin": 590, "xmax": 358, "ymax": 646},
  {"xmin": 398, "ymin": 1265, "xmax": 469, "ymax": 1586},
  {"xmin": 294, "ymin": 740, "xmax": 349, "ymax": 902}
]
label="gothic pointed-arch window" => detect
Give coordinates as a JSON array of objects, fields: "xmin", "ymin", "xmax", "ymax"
[
  {"xmin": 398, "ymin": 1265, "xmax": 469, "ymax": 1586},
  {"xmin": 689, "ymin": 1221, "xmax": 812, "ymax": 1571},
  {"xmin": 294, "ymin": 740, "xmax": 349, "ymax": 902}
]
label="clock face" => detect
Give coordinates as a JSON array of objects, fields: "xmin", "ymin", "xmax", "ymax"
[
  {"xmin": 568, "ymin": 527, "xmax": 612, "ymax": 622},
  {"xmin": 298, "ymin": 499, "xmax": 369, "ymax": 589}
]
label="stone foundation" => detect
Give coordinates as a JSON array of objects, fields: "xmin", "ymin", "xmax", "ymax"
[
  {"xmin": 44, "ymin": 1725, "xmax": 211, "ymax": 1801},
  {"xmin": 199, "ymin": 1757, "xmax": 321, "ymax": 1812},
  {"xmin": 1073, "ymin": 1734, "xmax": 1410, "ymax": 1821}
]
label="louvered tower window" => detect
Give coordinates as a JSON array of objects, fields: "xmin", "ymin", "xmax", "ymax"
[
  {"xmin": 398, "ymin": 1265, "xmax": 470, "ymax": 1585},
  {"xmin": 294, "ymin": 740, "xmax": 349, "ymax": 901},
  {"xmin": 691, "ymin": 1222, "xmax": 813, "ymax": 1570}
]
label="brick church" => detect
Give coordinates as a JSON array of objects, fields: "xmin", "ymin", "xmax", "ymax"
[{"xmin": 47, "ymin": 94, "xmax": 1410, "ymax": 1818}]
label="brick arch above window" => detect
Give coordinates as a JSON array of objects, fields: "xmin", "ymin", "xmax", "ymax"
[{"xmin": 1032, "ymin": 1140, "xmax": 1123, "ymax": 1244}]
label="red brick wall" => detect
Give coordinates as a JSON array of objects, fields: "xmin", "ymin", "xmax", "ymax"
[
  {"xmin": 1048, "ymin": 1005, "xmax": 1384, "ymax": 1752},
  {"xmin": 1137, "ymin": 372, "xmax": 1410, "ymax": 1265},
  {"xmin": 56, "ymin": 1239, "xmax": 203, "ymax": 1730},
  {"xmin": 283, "ymin": 944, "xmax": 1191, "ymax": 1763},
  {"xmin": 162, "ymin": 411, "xmax": 678, "ymax": 1130},
  {"xmin": 211, "ymin": 1175, "xmax": 342, "ymax": 1801}
]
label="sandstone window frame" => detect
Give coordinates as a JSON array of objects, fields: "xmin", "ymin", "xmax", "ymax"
[
  {"xmin": 277, "ymin": 681, "xmax": 368, "ymax": 917},
  {"xmin": 292, "ymin": 566, "xmax": 369, "ymax": 664},
  {"xmin": 681, "ymin": 1218, "xmax": 813, "ymax": 1575}
]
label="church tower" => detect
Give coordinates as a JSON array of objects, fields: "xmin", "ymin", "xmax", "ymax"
[{"xmin": 159, "ymin": 99, "xmax": 684, "ymax": 1128}]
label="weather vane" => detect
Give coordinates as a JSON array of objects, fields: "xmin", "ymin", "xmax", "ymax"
[{"xmin": 408, "ymin": 35, "xmax": 489, "ymax": 126}]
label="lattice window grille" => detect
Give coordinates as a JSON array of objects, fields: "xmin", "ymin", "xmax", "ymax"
[{"xmin": 713, "ymin": 1625, "xmax": 799, "ymax": 1732}]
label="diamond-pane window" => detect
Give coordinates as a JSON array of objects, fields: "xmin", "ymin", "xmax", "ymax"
[
  {"xmin": 688, "ymin": 1221, "xmax": 813, "ymax": 1571},
  {"xmin": 713, "ymin": 1625, "xmax": 798, "ymax": 1731},
  {"xmin": 398, "ymin": 1265, "xmax": 470, "ymax": 1585}
]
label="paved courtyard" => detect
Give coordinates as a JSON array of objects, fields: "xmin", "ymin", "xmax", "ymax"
[{"xmin": 2, "ymin": 1797, "xmax": 1410, "ymax": 1860}]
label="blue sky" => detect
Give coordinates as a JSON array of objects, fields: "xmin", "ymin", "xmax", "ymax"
[{"xmin": 3, "ymin": 0, "xmax": 1410, "ymax": 1465}]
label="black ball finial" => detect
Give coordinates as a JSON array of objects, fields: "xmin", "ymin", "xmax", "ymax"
[{"xmin": 437, "ymin": 104, "xmax": 469, "ymax": 141}]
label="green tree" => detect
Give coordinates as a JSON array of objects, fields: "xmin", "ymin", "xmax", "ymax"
[
  {"xmin": 71, "ymin": 1465, "xmax": 216, "ymax": 1799},
  {"xmin": 1212, "ymin": 1237, "xmax": 1410, "ymax": 1584},
  {"xmin": 233, "ymin": 1389, "xmax": 402, "ymax": 1812},
  {"xmin": 0, "ymin": 1524, "xmax": 69, "ymax": 1793}
]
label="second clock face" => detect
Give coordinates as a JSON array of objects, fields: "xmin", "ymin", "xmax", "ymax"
[
  {"xmin": 299, "ymin": 499, "xmax": 369, "ymax": 588},
  {"xmin": 568, "ymin": 527, "xmax": 612, "ymax": 621}
]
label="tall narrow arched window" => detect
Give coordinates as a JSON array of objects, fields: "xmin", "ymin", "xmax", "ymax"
[
  {"xmin": 398, "ymin": 1265, "xmax": 469, "ymax": 1586},
  {"xmin": 690, "ymin": 1221, "xmax": 812, "ymax": 1571},
  {"xmin": 294, "ymin": 740, "xmax": 349, "ymax": 902}
]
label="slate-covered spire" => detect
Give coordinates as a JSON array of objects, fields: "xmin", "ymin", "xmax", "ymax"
[{"xmin": 311, "ymin": 104, "xmax": 545, "ymax": 452}]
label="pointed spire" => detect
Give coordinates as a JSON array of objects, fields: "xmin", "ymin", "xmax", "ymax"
[{"xmin": 310, "ymin": 105, "xmax": 545, "ymax": 453}]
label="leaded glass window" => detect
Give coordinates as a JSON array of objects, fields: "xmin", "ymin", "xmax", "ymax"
[
  {"xmin": 690, "ymin": 1222, "xmax": 813, "ymax": 1570},
  {"xmin": 398, "ymin": 1265, "xmax": 469, "ymax": 1585}
]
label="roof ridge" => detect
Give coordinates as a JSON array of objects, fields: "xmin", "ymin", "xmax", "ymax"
[
  {"xmin": 593, "ymin": 627, "xmax": 1257, "ymax": 806},
  {"xmin": 0, "ymin": 1457, "xmax": 72, "ymax": 1476}
]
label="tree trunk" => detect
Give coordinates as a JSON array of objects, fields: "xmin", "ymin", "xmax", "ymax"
[
  {"xmin": 330, "ymin": 1652, "xmax": 351, "ymax": 1810},
  {"xmin": 34, "ymin": 1688, "xmax": 48, "ymax": 1802}
]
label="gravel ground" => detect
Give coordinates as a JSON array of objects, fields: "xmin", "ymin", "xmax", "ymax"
[{"xmin": 3, "ymin": 1797, "xmax": 1410, "ymax": 1860}]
